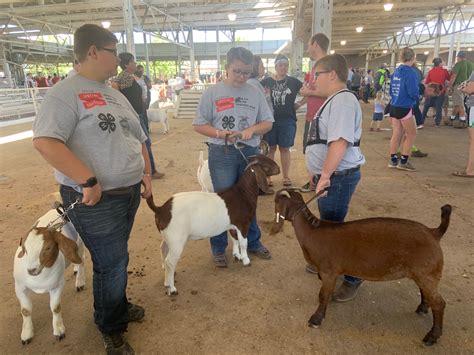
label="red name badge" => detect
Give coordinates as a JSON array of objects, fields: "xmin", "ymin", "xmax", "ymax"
[
  {"xmin": 215, "ymin": 97, "xmax": 235, "ymax": 112},
  {"xmin": 79, "ymin": 93, "xmax": 107, "ymax": 109}
]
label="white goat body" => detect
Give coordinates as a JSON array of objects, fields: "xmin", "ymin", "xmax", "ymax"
[
  {"xmin": 13, "ymin": 209, "xmax": 85, "ymax": 345},
  {"xmin": 197, "ymin": 151, "xmax": 214, "ymax": 192},
  {"xmin": 147, "ymin": 108, "xmax": 169, "ymax": 134}
]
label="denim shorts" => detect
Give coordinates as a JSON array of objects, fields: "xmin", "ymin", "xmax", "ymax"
[
  {"xmin": 264, "ymin": 120, "xmax": 297, "ymax": 147},
  {"xmin": 372, "ymin": 112, "xmax": 384, "ymax": 121}
]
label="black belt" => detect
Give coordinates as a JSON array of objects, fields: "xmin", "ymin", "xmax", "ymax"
[
  {"xmin": 313, "ymin": 166, "xmax": 360, "ymax": 181},
  {"xmin": 306, "ymin": 139, "xmax": 360, "ymax": 147}
]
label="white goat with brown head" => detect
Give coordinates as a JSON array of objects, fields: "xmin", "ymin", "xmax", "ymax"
[{"xmin": 13, "ymin": 209, "xmax": 85, "ymax": 345}]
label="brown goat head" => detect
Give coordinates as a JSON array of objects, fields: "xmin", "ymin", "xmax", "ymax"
[
  {"xmin": 270, "ymin": 189, "xmax": 293, "ymax": 235},
  {"xmin": 247, "ymin": 154, "xmax": 280, "ymax": 177}
]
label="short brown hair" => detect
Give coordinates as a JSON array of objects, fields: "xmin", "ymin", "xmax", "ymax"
[
  {"xmin": 226, "ymin": 47, "xmax": 253, "ymax": 66},
  {"xmin": 74, "ymin": 24, "xmax": 118, "ymax": 62},
  {"xmin": 399, "ymin": 47, "xmax": 416, "ymax": 63},
  {"xmin": 251, "ymin": 55, "xmax": 263, "ymax": 79},
  {"xmin": 315, "ymin": 54, "xmax": 348, "ymax": 83},
  {"xmin": 310, "ymin": 33, "xmax": 330, "ymax": 53}
]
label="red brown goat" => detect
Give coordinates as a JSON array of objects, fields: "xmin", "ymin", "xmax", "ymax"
[{"xmin": 270, "ymin": 189, "xmax": 451, "ymax": 346}]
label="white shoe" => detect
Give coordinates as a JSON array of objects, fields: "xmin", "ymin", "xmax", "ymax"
[{"xmin": 417, "ymin": 125, "xmax": 424, "ymax": 129}]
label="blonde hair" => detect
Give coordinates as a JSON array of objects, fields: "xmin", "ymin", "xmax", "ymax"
[{"xmin": 399, "ymin": 47, "xmax": 416, "ymax": 63}]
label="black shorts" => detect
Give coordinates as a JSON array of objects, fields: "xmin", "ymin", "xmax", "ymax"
[{"xmin": 389, "ymin": 105, "xmax": 412, "ymax": 120}]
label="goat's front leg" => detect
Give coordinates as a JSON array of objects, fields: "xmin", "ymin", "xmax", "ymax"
[
  {"xmin": 49, "ymin": 283, "xmax": 66, "ymax": 340},
  {"xmin": 308, "ymin": 273, "xmax": 337, "ymax": 328},
  {"xmin": 15, "ymin": 283, "xmax": 34, "ymax": 344},
  {"xmin": 74, "ymin": 237, "xmax": 86, "ymax": 292},
  {"xmin": 236, "ymin": 230, "xmax": 250, "ymax": 266},
  {"xmin": 229, "ymin": 230, "xmax": 242, "ymax": 261}
]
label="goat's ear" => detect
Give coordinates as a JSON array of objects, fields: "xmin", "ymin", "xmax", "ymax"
[
  {"xmin": 18, "ymin": 238, "xmax": 25, "ymax": 258},
  {"xmin": 254, "ymin": 165, "xmax": 270, "ymax": 193},
  {"xmin": 270, "ymin": 193, "xmax": 288, "ymax": 235},
  {"xmin": 54, "ymin": 232, "xmax": 82, "ymax": 264}
]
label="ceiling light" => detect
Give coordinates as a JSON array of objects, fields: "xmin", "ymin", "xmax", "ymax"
[
  {"xmin": 101, "ymin": 21, "xmax": 111, "ymax": 29},
  {"xmin": 356, "ymin": 26, "xmax": 363, "ymax": 33},
  {"xmin": 382, "ymin": 50, "xmax": 388, "ymax": 54},
  {"xmin": 330, "ymin": 50, "xmax": 335, "ymax": 54},
  {"xmin": 424, "ymin": 51, "xmax": 429, "ymax": 55},
  {"xmin": 228, "ymin": 13, "xmax": 237, "ymax": 21},
  {"xmin": 340, "ymin": 40, "xmax": 346, "ymax": 46},
  {"xmin": 384, "ymin": 3, "xmax": 394, "ymax": 11},
  {"xmin": 468, "ymin": 48, "xmax": 473, "ymax": 52}
]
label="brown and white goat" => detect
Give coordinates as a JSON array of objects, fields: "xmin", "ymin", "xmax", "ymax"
[
  {"xmin": 147, "ymin": 154, "xmax": 280, "ymax": 295},
  {"xmin": 270, "ymin": 189, "xmax": 451, "ymax": 346},
  {"xmin": 13, "ymin": 209, "xmax": 85, "ymax": 345}
]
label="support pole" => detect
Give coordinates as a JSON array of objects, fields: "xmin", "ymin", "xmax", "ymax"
[
  {"xmin": 143, "ymin": 32, "xmax": 150, "ymax": 78},
  {"xmin": 312, "ymin": 0, "xmax": 333, "ymax": 50},
  {"xmin": 216, "ymin": 28, "xmax": 221, "ymax": 72},
  {"xmin": 189, "ymin": 28, "xmax": 196, "ymax": 81},
  {"xmin": 433, "ymin": 11, "xmax": 442, "ymax": 58},
  {"xmin": 447, "ymin": 20, "xmax": 457, "ymax": 69},
  {"xmin": 122, "ymin": 0, "xmax": 135, "ymax": 55}
]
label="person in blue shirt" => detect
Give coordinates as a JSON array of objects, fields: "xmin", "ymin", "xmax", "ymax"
[{"xmin": 388, "ymin": 47, "xmax": 420, "ymax": 171}]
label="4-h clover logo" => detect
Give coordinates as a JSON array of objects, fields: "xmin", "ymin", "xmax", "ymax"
[
  {"xmin": 222, "ymin": 115, "xmax": 235, "ymax": 129},
  {"xmin": 98, "ymin": 113, "xmax": 116, "ymax": 133}
]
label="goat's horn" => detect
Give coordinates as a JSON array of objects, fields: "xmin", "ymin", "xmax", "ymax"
[{"xmin": 47, "ymin": 223, "xmax": 63, "ymax": 231}]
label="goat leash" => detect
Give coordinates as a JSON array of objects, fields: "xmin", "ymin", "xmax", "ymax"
[
  {"xmin": 291, "ymin": 189, "xmax": 327, "ymax": 219},
  {"xmin": 46, "ymin": 198, "xmax": 82, "ymax": 231}
]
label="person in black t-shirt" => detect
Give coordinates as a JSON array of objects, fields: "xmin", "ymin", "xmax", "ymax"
[{"xmin": 261, "ymin": 54, "xmax": 302, "ymax": 187}]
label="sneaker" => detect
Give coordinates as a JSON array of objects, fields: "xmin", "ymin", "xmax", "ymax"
[
  {"xmin": 305, "ymin": 264, "xmax": 319, "ymax": 275},
  {"xmin": 151, "ymin": 171, "xmax": 165, "ymax": 179},
  {"xmin": 258, "ymin": 188, "xmax": 275, "ymax": 196},
  {"xmin": 333, "ymin": 281, "xmax": 361, "ymax": 302},
  {"xmin": 416, "ymin": 125, "xmax": 424, "ymax": 129},
  {"xmin": 388, "ymin": 160, "xmax": 398, "ymax": 168},
  {"xmin": 127, "ymin": 303, "xmax": 145, "ymax": 322},
  {"xmin": 213, "ymin": 253, "xmax": 228, "ymax": 268},
  {"xmin": 410, "ymin": 150, "xmax": 428, "ymax": 158},
  {"xmin": 300, "ymin": 181, "xmax": 315, "ymax": 193},
  {"xmin": 248, "ymin": 245, "xmax": 272, "ymax": 259},
  {"xmin": 102, "ymin": 333, "xmax": 134, "ymax": 355},
  {"xmin": 397, "ymin": 161, "xmax": 416, "ymax": 171}
]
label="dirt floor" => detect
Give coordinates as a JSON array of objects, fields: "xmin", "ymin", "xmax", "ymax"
[{"xmin": 1, "ymin": 102, "xmax": 473, "ymax": 354}]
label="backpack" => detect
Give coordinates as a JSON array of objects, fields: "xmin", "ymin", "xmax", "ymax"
[{"xmin": 375, "ymin": 70, "xmax": 384, "ymax": 85}]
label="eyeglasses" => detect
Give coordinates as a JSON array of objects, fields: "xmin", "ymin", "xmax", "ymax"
[
  {"xmin": 314, "ymin": 70, "xmax": 331, "ymax": 79},
  {"xmin": 98, "ymin": 47, "xmax": 118, "ymax": 56},
  {"xmin": 231, "ymin": 68, "xmax": 252, "ymax": 77}
]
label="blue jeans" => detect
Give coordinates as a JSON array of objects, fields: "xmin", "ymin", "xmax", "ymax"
[
  {"xmin": 363, "ymin": 84, "xmax": 371, "ymax": 102},
  {"xmin": 60, "ymin": 183, "xmax": 141, "ymax": 334},
  {"xmin": 422, "ymin": 95, "xmax": 445, "ymax": 126},
  {"xmin": 139, "ymin": 113, "xmax": 156, "ymax": 174},
  {"xmin": 315, "ymin": 170, "xmax": 362, "ymax": 285},
  {"xmin": 208, "ymin": 143, "xmax": 263, "ymax": 255}
]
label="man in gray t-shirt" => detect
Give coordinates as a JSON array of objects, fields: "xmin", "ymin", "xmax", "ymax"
[
  {"xmin": 193, "ymin": 47, "xmax": 274, "ymax": 268},
  {"xmin": 32, "ymin": 24, "xmax": 151, "ymax": 353}
]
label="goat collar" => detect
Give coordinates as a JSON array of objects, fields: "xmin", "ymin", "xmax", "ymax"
[
  {"xmin": 47, "ymin": 198, "xmax": 82, "ymax": 231},
  {"xmin": 277, "ymin": 189, "xmax": 326, "ymax": 223}
]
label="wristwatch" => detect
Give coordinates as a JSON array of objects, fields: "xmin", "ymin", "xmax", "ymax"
[{"xmin": 80, "ymin": 176, "xmax": 98, "ymax": 188}]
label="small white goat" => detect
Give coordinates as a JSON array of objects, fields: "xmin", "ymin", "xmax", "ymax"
[
  {"xmin": 148, "ymin": 155, "xmax": 280, "ymax": 296},
  {"xmin": 196, "ymin": 151, "xmax": 214, "ymax": 192},
  {"xmin": 147, "ymin": 108, "xmax": 169, "ymax": 134},
  {"xmin": 13, "ymin": 209, "xmax": 85, "ymax": 345},
  {"xmin": 196, "ymin": 141, "xmax": 270, "ymax": 193}
]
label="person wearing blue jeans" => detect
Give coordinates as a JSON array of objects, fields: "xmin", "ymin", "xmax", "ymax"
[
  {"xmin": 305, "ymin": 54, "xmax": 366, "ymax": 302},
  {"xmin": 208, "ymin": 144, "xmax": 265, "ymax": 257},
  {"xmin": 33, "ymin": 24, "xmax": 153, "ymax": 354},
  {"xmin": 422, "ymin": 95, "xmax": 445, "ymax": 126},
  {"xmin": 193, "ymin": 47, "xmax": 274, "ymax": 267}
]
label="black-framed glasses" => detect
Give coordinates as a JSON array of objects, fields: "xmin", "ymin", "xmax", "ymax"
[
  {"xmin": 98, "ymin": 47, "xmax": 118, "ymax": 56},
  {"xmin": 314, "ymin": 70, "xmax": 331, "ymax": 79},
  {"xmin": 232, "ymin": 68, "xmax": 252, "ymax": 77}
]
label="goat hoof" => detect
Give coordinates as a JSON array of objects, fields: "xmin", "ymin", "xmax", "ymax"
[
  {"xmin": 76, "ymin": 286, "xmax": 84, "ymax": 292},
  {"xmin": 56, "ymin": 333, "xmax": 66, "ymax": 341},
  {"xmin": 416, "ymin": 304, "xmax": 429, "ymax": 315},
  {"xmin": 308, "ymin": 314, "xmax": 323, "ymax": 329},
  {"xmin": 422, "ymin": 332, "xmax": 439, "ymax": 346},
  {"xmin": 73, "ymin": 270, "xmax": 77, "ymax": 275},
  {"xmin": 21, "ymin": 338, "xmax": 32, "ymax": 345},
  {"xmin": 308, "ymin": 321, "xmax": 320, "ymax": 329}
]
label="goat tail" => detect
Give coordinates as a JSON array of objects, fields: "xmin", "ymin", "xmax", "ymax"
[
  {"xmin": 433, "ymin": 204, "xmax": 452, "ymax": 240},
  {"xmin": 146, "ymin": 194, "xmax": 159, "ymax": 213}
]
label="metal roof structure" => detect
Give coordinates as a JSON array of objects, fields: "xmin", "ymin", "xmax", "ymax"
[{"xmin": 0, "ymin": 0, "xmax": 473, "ymax": 64}]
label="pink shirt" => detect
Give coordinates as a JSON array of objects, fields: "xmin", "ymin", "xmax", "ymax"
[{"xmin": 305, "ymin": 65, "xmax": 326, "ymax": 122}]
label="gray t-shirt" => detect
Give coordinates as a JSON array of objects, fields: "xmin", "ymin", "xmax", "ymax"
[
  {"xmin": 193, "ymin": 81, "xmax": 274, "ymax": 147},
  {"xmin": 306, "ymin": 90, "xmax": 366, "ymax": 174},
  {"xmin": 33, "ymin": 74, "xmax": 148, "ymax": 191}
]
